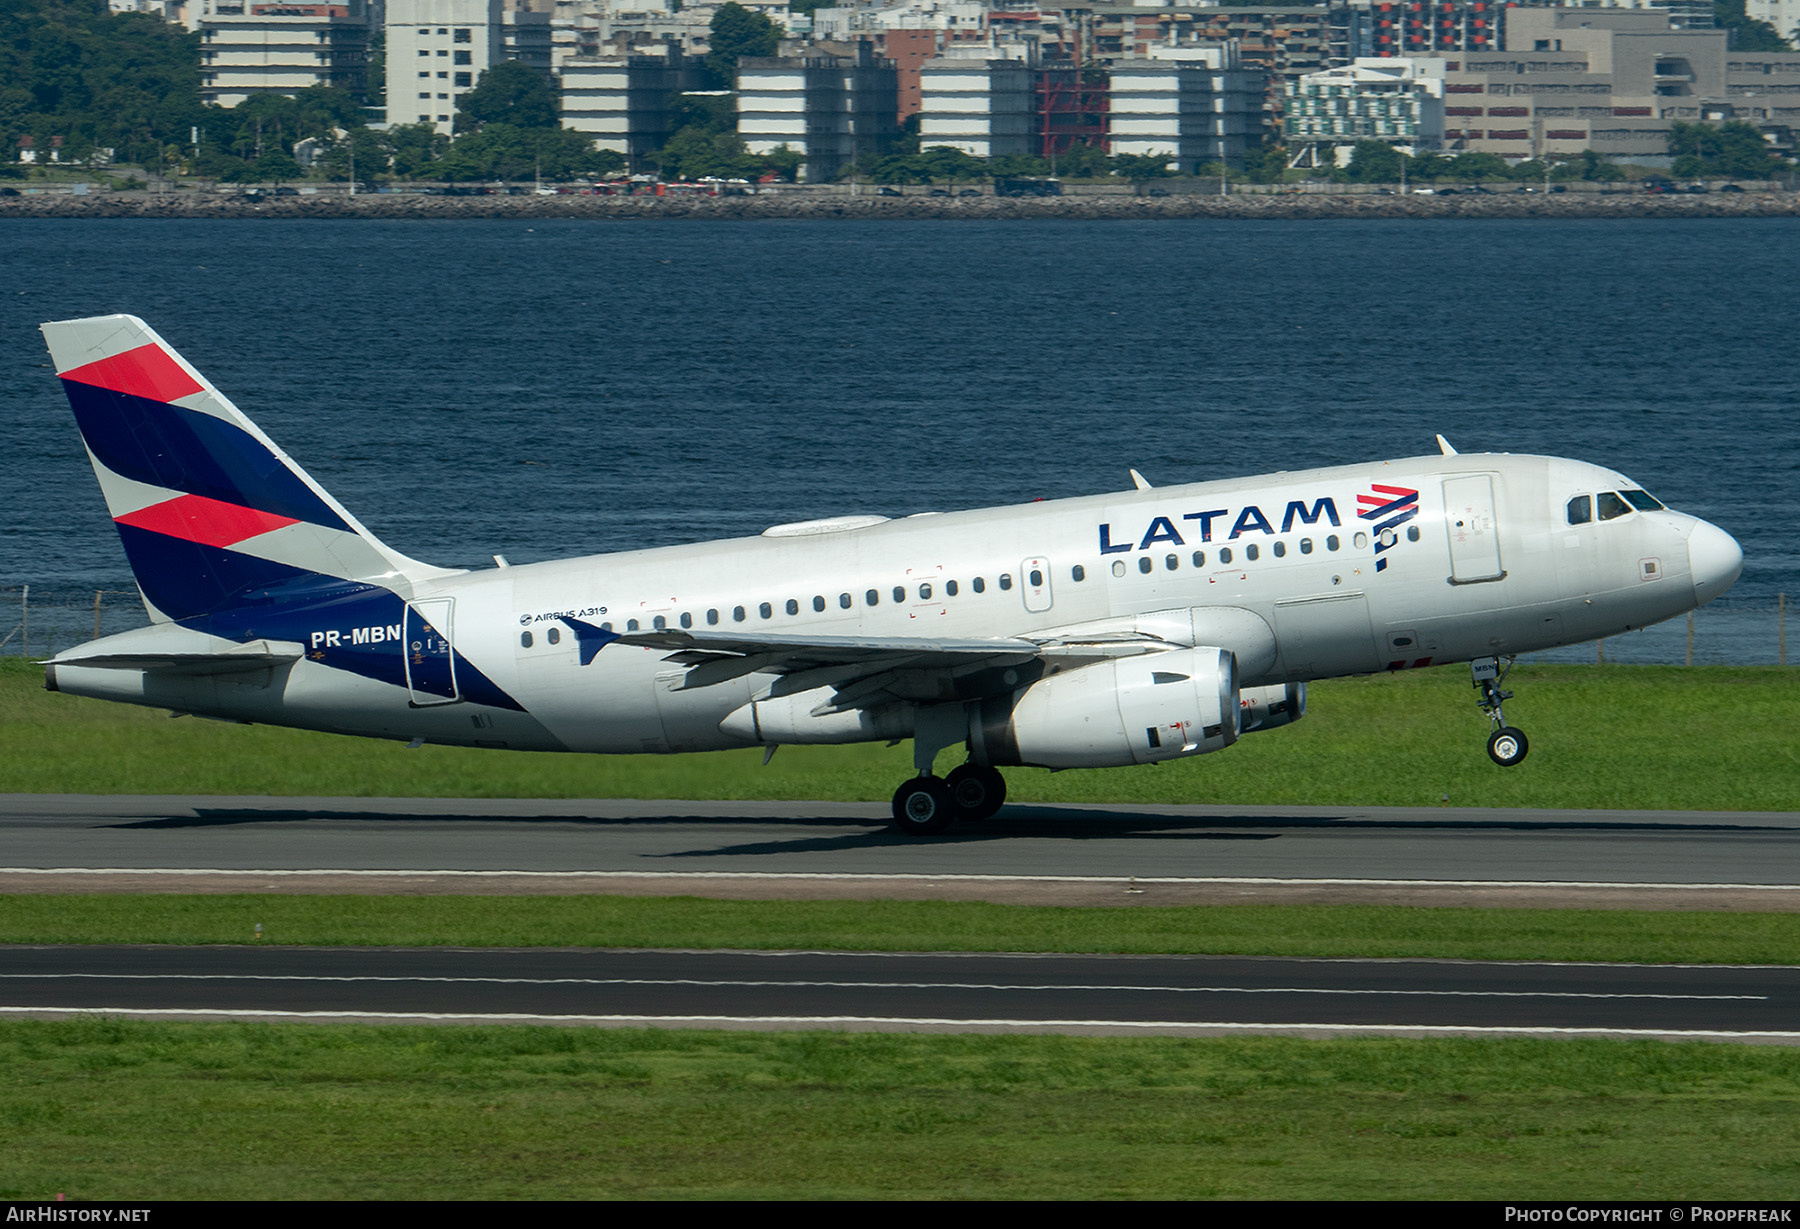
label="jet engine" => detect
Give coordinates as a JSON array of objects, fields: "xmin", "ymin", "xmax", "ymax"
[
  {"xmin": 1238, "ymin": 682, "xmax": 1306, "ymax": 733},
  {"xmin": 968, "ymin": 647, "xmax": 1239, "ymax": 770}
]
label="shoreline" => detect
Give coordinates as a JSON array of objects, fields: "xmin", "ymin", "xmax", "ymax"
[{"xmin": 7, "ymin": 190, "xmax": 1800, "ymax": 220}]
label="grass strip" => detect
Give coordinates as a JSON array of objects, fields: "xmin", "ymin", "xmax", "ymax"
[
  {"xmin": 5, "ymin": 895, "xmax": 1800, "ymax": 964},
  {"xmin": 3, "ymin": 1020, "xmax": 1798, "ymax": 1199},
  {"xmin": 4, "ymin": 659, "xmax": 1796, "ymax": 810}
]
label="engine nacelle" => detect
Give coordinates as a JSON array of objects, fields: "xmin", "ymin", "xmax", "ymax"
[
  {"xmin": 969, "ymin": 647, "xmax": 1239, "ymax": 769},
  {"xmin": 1239, "ymin": 682, "xmax": 1306, "ymax": 733}
]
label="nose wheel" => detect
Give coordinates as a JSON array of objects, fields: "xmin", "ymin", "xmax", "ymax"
[{"xmin": 1472, "ymin": 656, "xmax": 1528, "ymax": 767}]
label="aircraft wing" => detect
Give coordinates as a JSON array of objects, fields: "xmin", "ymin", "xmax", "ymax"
[{"xmin": 604, "ymin": 624, "xmax": 1176, "ymax": 709}]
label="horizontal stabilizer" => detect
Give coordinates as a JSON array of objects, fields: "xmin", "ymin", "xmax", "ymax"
[{"xmin": 49, "ymin": 638, "xmax": 304, "ymax": 674}]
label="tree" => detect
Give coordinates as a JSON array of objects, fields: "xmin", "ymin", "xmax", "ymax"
[
  {"xmin": 706, "ymin": 3, "xmax": 779, "ymax": 89},
  {"xmin": 1669, "ymin": 119, "xmax": 1789, "ymax": 178},
  {"xmin": 1715, "ymin": 0, "xmax": 1792, "ymax": 51},
  {"xmin": 454, "ymin": 60, "xmax": 558, "ymax": 133},
  {"xmin": 1110, "ymin": 152, "xmax": 1177, "ymax": 182},
  {"xmin": 1344, "ymin": 139, "xmax": 1403, "ymax": 183}
]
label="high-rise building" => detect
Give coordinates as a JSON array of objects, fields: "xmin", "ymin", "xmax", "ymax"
[
  {"xmin": 387, "ymin": 0, "xmax": 504, "ymax": 131},
  {"xmin": 738, "ymin": 43, "xmax": 901, "ymax": 182},
  {"xmin": 196, "ymin": 3, "xmax": 370, "ymax": 106}
]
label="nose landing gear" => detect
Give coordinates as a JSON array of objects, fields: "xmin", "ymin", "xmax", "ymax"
[{"xmin": 1472, "ymin": 656, "xmax": 1528, "ymax": 767}]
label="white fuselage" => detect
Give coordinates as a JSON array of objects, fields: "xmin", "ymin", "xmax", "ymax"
[{"xmin": 50, "ymin": 451, "xmax": 1736, "ymax": 756}]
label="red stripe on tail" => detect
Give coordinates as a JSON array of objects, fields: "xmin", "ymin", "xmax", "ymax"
[
  {"xmin": 62, "ymin": 342, "xmax": 205, "ymax": 404},
  {"xmin": 115, "ymin": 493, "xmax": 299, "ymax": 549}
]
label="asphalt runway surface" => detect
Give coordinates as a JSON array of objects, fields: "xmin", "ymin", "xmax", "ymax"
[
  {"xmin": 2, "ymin": 794, "xmax": 1798, "ymax": 909},
  {"xmin": 4, "ymin": 945, "xmax": 1796, "ymax": 1041}
]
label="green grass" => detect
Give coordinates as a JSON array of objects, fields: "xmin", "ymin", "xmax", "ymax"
[
  {"xmin": 4, "ymin": 659, "xmax": 1797, "ymax": 809},
  {"xmin": 3, "ymin": 1021, "xmax": 1798, "ymax": 1199},
  {"xmin": 5, "ymin": 895, "xmax": 1800, "ymax": 964}
]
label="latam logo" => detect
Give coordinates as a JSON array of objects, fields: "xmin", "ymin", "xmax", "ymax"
[
  {"xmin": 1358, "ymin": 484, "xmax": 1419, "ymax": 573},
  {"xmin": 1098, "ymin": 498, "xmax": 1341, "ymax": 555}
]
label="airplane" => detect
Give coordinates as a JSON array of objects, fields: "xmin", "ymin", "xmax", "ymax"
[{"xmin": 38, "ymin": 314, "xmax": 1745, "ymax": 836}]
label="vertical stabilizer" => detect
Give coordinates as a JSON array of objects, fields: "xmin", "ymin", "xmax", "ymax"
[{"xmin": 42, "ymin": 315, "xmax": 452, "ymax": 622}]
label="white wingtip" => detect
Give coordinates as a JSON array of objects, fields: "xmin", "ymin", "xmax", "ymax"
[
  {"xmin": 1436, "ymin": 434, "xmax": 1458, "ymax": 456},
  {"xmin": 1129, "ymin": 468, "xmax": 1153, "ymax": 491}
]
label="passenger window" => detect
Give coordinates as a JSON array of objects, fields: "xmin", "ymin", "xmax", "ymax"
[
  {"xmin": 1072, "ymin": 565, "xmax": 1085, "ymax": 582},
  {"xmin": 1273, "ymin": 541, "xmax": 1286, "ymax": 558},
  {"xmin": 707, "ymin": 609, "xmax": 719, "ymax": 625},
  {"xmin": 1246, "ymin": 544, "xmax": 1259, "ymax": 561},
  {"xmin": 839, "ymin": 593, "xmax": 852, "ymax": 609},
  {"xmin": 1598, "ymin": 491, "xmax": 1631, "ymax": 521},
  {"xmin": 547, "ymin": 627, "xmax": 561, "ymax": 645},
  {"xmin": 893, "ymin": 586, "xmax": 906, "ymax": 603},
  {"xmin": 786, "ymin": 599, "xmax": 800, "ymax": 616},
  {"xmin": 653, "ymin": 616, "xmax": 666, "ymax": 630},
  {"xmin": 733, "ymin": 606, "xmax": 746, "ymax": 622},
  {"xmin": 1112, "ymin": 560, "xmax": 1126, "ymax": 577},
  {"xmin": 1030, "ymin": 569, "xmax": 1044, "ymax": 585},
  {"xmin": 1300, "ymin": 539, "xmax": 1312, "ymax": 555},
  {"xmin": 1406, "ymin": 526, "xmax": 1419, "ymax": 542},
  {"xmin": 945, "ymin": 580, "xmax": 958, "ymax": 597},
  {"xmin": 1163, "ymin": 555, "xmax": 1177, "ymax": 572},
  {"xmin": 1327, "ymin": 534, "xmax": 1340, "ymax": 551},
  {"xmin": 919, "ymin": 583, "xmax": 932, "ymax": 600},
  {"xmin": 1137, "ymin": 557, "xmax": 1153, "ymax": 574},
  {"xmin": 601, "ymin": 623, "xmax": 612, "ymax": 632},
  {"xmin": 866, "ymin": 589, "xmax": 879, "ymax": 606},
  {"xmin": 999, "ymin": 574, "xmax": 1013, "ymax": 590},
  {"xmin": 759, "ymin": 602, "xmax": 772, "ymax": 620},
  {"xmin": 1353, "ymin": 532, "xmax": 1369, "ymax": 549},
  {"xmin": 1567, "ymin": 495, "xmax": 1592, "ymax": 525},
  {"xmin": 1192, "ymin": 551, "xmax": 1205, "ymax": 568},
  {"xmin": 972, "ymin": 577, "xmax": 986, "ymax": 593},
  {"xmin": 520, "ymin": 631, "xmax": 533, "ymax": 648},
  {"xmin": 1219, "ymin": 547, "xmax": 1233, "ymax": 564},
  {"xmin": 812, "ymin": 596, "xmax": 826, "ymax": 612},
  {"xmin": 679, "ymin": 612, "xmax": 692, "ymax": 629},
  {"xmin": 627, "ymin": 619, "xmax": 640, "ymax": 631}
]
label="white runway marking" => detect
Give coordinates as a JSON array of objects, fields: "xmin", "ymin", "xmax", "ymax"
[
  {"xmin": 0, "ymin": 973, "xmax": 1763, "ymax": 1001},
  {"xmin": 4, "ymin": 867, "xmax": 1799, "ymax": 890}
]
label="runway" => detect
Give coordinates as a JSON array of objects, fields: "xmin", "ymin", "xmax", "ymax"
[
  {"xmin": 3, "ymin": 945, "xmax": 1796, "ymax": 1041},
  {"xmin": 2, "ymin": 794, "xmax": 1797, "ymax": 909}
]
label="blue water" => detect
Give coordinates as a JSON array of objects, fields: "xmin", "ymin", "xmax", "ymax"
[{"xmin": 1, "ymin": 217, "xmax": 1795, "ymax": 660}]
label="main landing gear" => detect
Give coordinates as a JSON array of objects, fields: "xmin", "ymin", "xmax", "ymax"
[
  {"xmin": 891, "ymin": 764, "xmax": 1007, "ymax": 837},
  {"xmin": 1472, "ymin": 655, "xmax": 1529, "ymax": 767}
]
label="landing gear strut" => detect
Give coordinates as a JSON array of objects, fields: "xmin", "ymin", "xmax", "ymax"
[{"xmin": 1472, "ymin": 655, "xmax": 1528, "ymax": 767}]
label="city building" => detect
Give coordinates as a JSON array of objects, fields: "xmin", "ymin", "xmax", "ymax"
[
  {"xmin": 1283, "ymin": 55, "xmax": 1446, "ymax": 161},
  {"xmin": 738, "ymin": 43, "xmax": 901, "ymax": 181},
  {"xmin": 196, "ymin": 3, "xmax": 371, "ymax": 106},
  {"xmin": 387, "ymin": 0, "xmax": 553, "ymax": 132},
  {"xmin": 1108, "ymin": 46, "xmax": 1263, "ymax": 171},
  {"xmin": 560, "ymin": 46, "xmax": 706, "ymax": 159},
  {"xmin": 918, "ymin": 49, "xmax": 1036, "ymax": 157},
  {"xmin": 1439, "ymin": 7, "xmax": 1800, "ymax": 162}
]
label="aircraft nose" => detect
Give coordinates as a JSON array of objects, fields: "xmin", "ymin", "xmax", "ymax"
[{"xmin": 1688, "ymin": 520, "xmax": 1743, "ymax": 608}]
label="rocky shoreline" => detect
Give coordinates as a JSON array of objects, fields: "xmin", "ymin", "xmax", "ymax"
[{"xmin": 6, "ymin": 190, "xmax": 1800, "ymax": 220}]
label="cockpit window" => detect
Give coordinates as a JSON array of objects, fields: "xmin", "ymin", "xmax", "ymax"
[
  {"xmin": 1622, "ymin": 489, "xmax": 1663, "ymax": 512},
  {"xmin": 1597, "ymin": 491, "xmax": 1632, "ymax": 521},
  {"xmin": 1567, "ymin": 495, "xmax": 1592, "ymax": 525}
]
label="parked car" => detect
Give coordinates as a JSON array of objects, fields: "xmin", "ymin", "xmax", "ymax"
[
  {"xmin": 927, "ymin": 188, "xmax": 951, "ymax": 198},
  {"xmin": 1719, "ymin": 183, "xmax": 1746, "ymax": 193},
  {"xmin": 958, "ymin": 188, "xmax": 981, "ymax": 198},
  {"xmin": 877, "ymin": 186, "xmax": 902, "ymax": 197}
]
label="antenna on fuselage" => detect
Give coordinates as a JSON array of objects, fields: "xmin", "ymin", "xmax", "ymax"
[
  {"xmin": 1435, "ymin": 434, "xmax": 1459, "ymax": 456},
  {"xmin": 1129, "ymin": 468, "xmax": 1153, "ymax": 490}
]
